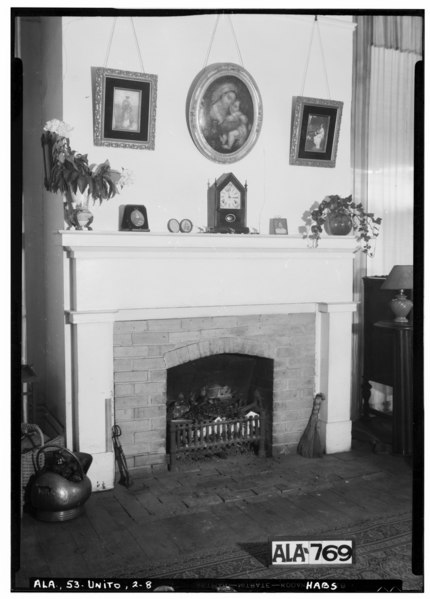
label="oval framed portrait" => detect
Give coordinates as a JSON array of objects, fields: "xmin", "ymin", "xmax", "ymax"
[{"xmin": 186, "ymin": 62, "xmax": 263, "ymax": 164}]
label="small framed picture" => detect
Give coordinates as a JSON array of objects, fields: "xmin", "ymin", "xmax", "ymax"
[
  {"xmin": 289, "ymin": 96, "xmax": 343, "ymax": 168},
  {"xmin": 270, "ymin": 218, "xmax": 288, "ymax": 235},
  {"xmin": 92, "ymin": 67, "xmax": 157, "ymax": 150}
]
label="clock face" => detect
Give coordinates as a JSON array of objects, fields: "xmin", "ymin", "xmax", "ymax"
[
  {"xmin": 120, "ymin": 205, "xmax": 149, "ymax": 232},
  {"xmin": 180, "ymin": 218, "xmax": 193, "ymax": 233},
  {"xmin": 219, "ymin": 182, "xmax": 241, "ymax": 209},
  {"xmin": 131, "ymin": 209, "xmax": 146, "ymax": 227},
  {"xmin": 167, "ymin": 218, "xmax": 180, "ymax": 233}
]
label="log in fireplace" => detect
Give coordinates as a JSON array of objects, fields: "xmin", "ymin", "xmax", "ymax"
[{"xmin": 167, "ymin": 353, "xmax": 273, "ymax": 467}]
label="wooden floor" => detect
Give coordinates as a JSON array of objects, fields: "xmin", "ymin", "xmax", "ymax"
[{"xmin": 13, "ymin": 432, "xmax": 420, "ymax": 590}]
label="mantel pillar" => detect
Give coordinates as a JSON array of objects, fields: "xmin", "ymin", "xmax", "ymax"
[
  {"xmin": 317, "ymin": 302, "xmax": 356, "ymax": 453},
  {"xmin": 69, "ymin": 311, "xmax": 117, "ymax": 490}
]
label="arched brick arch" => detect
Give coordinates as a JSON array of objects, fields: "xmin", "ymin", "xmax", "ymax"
[{"xmin": 164, "ymin": 337, "xmax": 277, "ymax": 369}]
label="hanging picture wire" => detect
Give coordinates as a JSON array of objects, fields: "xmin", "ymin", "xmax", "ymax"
[
  {"xmin": 300, "ymin": 15, "xmax": 331, "ymax": 100},
  {"xmin": 203, "ymin": 12, "xmax": 244, "ymax": 68},
  {"xmin": 104, "ymin": 16, "xmax": 145, "ymax": 72}
]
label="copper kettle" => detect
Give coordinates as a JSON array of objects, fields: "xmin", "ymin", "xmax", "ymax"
[{"xmin": 30, "ymin": 445, "xmax": 92, "ymax": 522}]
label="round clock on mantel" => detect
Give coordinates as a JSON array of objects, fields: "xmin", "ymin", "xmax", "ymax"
[
  {"xmin": 119, "ymin": 205, "xmax": 150, "ymax": 232},
  {"xmin": 179, "ymin": 218, "xmax": 193, "ymax": 233},
  {"xmin": 167, "ymin": 218, "xmax": 180, "ymax": 233},
  {"xmin": 207, "ymin": 172, "xmax": 249, "ymax": 234}
]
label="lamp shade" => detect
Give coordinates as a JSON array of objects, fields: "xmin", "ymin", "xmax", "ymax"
[{"xmin": 381, "ymin": 265, "xmax": 413, "ymax": 290}]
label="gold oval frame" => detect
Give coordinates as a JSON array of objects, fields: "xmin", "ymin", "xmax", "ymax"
[{"xmin": 186, "ymin": 63, "xmax": 263, "ymax": 164}]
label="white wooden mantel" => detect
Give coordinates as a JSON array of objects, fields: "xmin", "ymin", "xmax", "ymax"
[{"xmin": 57, "ymin": 231, "xmax": 357, "ymax": 490}]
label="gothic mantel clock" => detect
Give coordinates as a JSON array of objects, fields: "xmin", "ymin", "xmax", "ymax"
[{"xmin": 207, "ymin": 173, "xmax": 249, "ymax": 233}]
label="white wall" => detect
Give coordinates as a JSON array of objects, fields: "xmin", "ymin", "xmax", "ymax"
[
  {"xmin": 21, "ymin": 12, "xmax": 355, "ymax": 432},
  {"xmin": 61, "ymin": 14, "xmax": 354, "ymax": 234}
]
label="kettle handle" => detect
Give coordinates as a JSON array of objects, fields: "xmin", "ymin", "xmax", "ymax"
[{"xmin": 34, "ymin": 445, "xmax": 85, "ymax": 480}]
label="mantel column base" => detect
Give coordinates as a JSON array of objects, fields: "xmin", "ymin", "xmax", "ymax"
[
  {"xmin": 320, "ymin": 419, "xmax": 352, "ymax": 454},
  {"xmin": 89, "ymin": 451, "xmax": 116, "ymax": 492},
  {"xmin": 317, "ymin": 302, "xmax": 356, "ymax": 455}
]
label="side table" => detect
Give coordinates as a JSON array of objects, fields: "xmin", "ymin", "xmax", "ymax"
[{"xmin": 374, "ymin": 320, "xmax": 413, "ymax": 456}]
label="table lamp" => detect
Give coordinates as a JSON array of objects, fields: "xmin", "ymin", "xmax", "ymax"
[{"xmin": 381, "ymin": 265, "xmax": 413, "ymax": 323}]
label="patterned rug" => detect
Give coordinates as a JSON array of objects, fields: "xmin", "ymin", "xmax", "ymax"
[{"xmin": 116, "ymin": 512, "xmax": 423, "ymax": 591}]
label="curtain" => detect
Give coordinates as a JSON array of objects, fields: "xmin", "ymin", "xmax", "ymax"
[
  {"xmin": 350, "ymin": 15, "xmax": 422, "ymax": 417},
  {"xmin": 366, "ymin": 47, "xmax": 420, "ymax": 275},
  {"xmin": 372, "ymin": 15, "xmax": 423, "ymax": 54},
  {"xmin": 350, "ymin": 16, "xmax": 373, "ymax": 420}
]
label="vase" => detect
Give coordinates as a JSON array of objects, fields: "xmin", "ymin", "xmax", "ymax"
[
  {"xmin": 63, "ymin": 191, "xmax": 94, "ymax": 231},
  {"xmin": 323, "ymin": 213, "xmax": 352, "ymax": 236}
]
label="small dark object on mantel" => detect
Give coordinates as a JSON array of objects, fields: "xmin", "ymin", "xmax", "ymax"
[
  {"xmin": 205, "ymin": 226, "xmax": 250, "ymax": 234},
  {"xmin": 297, "ymin": 393, "xmax": 325, "ymax": 458}
]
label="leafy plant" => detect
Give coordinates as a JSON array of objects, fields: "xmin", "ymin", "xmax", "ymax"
[
  {"xmin": 303, "ymin": 194, "xmax": 382, "ymax": 255},
  {"xmin": 42, "ymin": 119, "xmax": 131, "ymax": 203}
]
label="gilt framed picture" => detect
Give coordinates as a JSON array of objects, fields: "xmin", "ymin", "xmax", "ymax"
[
  {"xmin": 92, "ymin": 67, "xmax": 157, "ymax": 150},
  {"xmin": 289, "ymin": 96, "xmax": 343, "ymax": 168},
  {"xmin": 186, "ymin": 62, "xmax": 263, "ymax": 164}
]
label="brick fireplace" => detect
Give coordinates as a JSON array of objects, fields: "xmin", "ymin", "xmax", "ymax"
[
  {"xmin": 113, "ymin": 312, "xmax": 315, "ymax": 470},
  {"xmin": 59, "ymin": 231, "xmax": 357, "ymax": 490}
]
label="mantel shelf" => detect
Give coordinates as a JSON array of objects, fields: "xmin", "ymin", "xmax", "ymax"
[{"xmin": 57, "ymin": 230, "xmax": 358, "ymax": 254}]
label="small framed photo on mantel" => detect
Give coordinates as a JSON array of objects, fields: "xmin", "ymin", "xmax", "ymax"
[
  {"xmin": 92, "ymin": 67, "xmax": 158, "ymax": 150},
  {"xmin": 269, "ymin": 218, "xmax": 288, "ymax": 235},
  {"xmin": 289, "ymin": 96, "xmax": 343, "ymax": 168}
]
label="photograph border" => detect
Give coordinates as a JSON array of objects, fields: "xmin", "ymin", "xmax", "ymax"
[
  {"xmin": 93, "ymin": 67, "xmax": 157, "ymax": 150},
  {"xmin": 289, "ymin": 96, "xmax": 343, "ymax": 168},
  {"xmin": 186, "ymin": 62, "xmax": 263, "ymax": 164}
]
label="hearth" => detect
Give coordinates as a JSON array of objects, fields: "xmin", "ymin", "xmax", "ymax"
[{"xmin": 60, "ymin": 232, "xmax": 357, "ymax": 489}]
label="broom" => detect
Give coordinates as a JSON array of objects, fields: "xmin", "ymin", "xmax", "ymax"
[{"xmin": 297, "ymin": 393, "xmax": 325, "ymax": 458}]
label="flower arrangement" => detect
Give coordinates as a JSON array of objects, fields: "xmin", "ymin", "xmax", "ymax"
[
  {"xmin": 42, "ymin": 119, "xmax": 132, "ymax": 203},
  {"xmin": 303, "ymin": 194, "xmax": 382, "ymax": 255}
]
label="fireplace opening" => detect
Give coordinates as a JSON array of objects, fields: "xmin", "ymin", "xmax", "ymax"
[{"xmin": 166, "ymin": 353, "xmax": 273, "ymax": 467}]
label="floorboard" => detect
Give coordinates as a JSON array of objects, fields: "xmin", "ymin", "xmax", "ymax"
[{"xmin": 13, "ymin": 440, "xmax": 419, "ymax": 590}]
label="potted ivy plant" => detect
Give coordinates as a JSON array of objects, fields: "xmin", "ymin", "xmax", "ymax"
[
  {"xmin": 42, "ymin": 119, "xmax": 131, "ymax": 229},
  {"xmin": 303, "ymin": 194, "xmax": 382, "ymax": 256}
]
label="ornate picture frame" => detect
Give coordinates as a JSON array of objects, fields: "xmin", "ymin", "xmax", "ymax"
[
  {"xmin": 186, "ymin": 62, "xmax": 263, "ymax": 164},
  {"xmin": 92, "ymin": 67, "xmax": 157, "ymax": 150},
  {"xmin": 289, "ymin": 96, "xmax": 343, "ymax": 168}
]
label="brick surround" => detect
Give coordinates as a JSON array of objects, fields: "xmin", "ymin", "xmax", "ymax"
[{"xmin": 114, "ymin": 313, "xmax": 315, "ymax": 472}]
